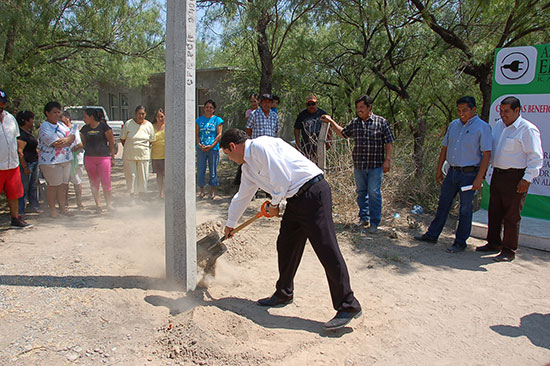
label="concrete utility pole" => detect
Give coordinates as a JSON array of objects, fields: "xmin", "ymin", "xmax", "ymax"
[{"xmin": 164, "ymin": 0, "xmax": 197, "ymax": 290}]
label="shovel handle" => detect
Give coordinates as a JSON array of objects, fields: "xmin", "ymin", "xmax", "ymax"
[
  {"xmin": 225, "ymin": 201, "xmax": 275, "ymax": 239},
  {"xmin": 231, "ymin": 212, "xmax": 263, "ymax": 236}
]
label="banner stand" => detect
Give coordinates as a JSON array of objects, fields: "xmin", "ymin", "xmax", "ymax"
[{"xmin": 472, "ymin": 44, "xmax": 550, "ymax": 251}]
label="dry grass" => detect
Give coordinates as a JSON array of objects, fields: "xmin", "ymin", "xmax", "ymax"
[{"xmin": 324, "ymin": 134, "xmax": 443, "ymax": 225}]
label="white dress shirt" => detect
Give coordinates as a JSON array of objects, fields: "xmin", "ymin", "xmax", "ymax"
[
  {"xmin": 492, "ymin": 115, "xmax": 543, "ymax": 182},
  {"xmin": 0, "ymin": 110, "xmax": 20, "ymax": 170},
  {"xmin": 226, "ymin": 136, "xmax": 322, "ymax": 228}
]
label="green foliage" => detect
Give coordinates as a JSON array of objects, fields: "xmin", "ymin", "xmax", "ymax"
[{"xmin": 0, "ymin": 0, "xmax": 165, "ymax": 114}]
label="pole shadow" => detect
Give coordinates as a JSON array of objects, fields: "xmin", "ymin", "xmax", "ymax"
[{"xmin": 0, "ymin": 274, "xmax": 183, "ymax": 291}]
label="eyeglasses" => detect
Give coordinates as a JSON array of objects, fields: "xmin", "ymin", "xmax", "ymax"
[{"xmin": 306, "ymin": 102, "xmax": 317, "ymax": 106}]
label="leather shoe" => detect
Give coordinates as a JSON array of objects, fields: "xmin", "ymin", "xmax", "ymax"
[
  {"xmin": 446, "ymin": 243, "xmax": 466, "ymax": 253},
  {"xmin": 414, "ymin": 234, "xmax": 437, "ymax": 243},
  {"xmin": 475, "ymin": 244, "xmax": 501, "ymax": 253},
  {"xmin": 324, "ymin": 310, "xmax": 362, "ymax": 330},
  {"xmin": 493, "ymin": 251, "xmax": 515, "ymax": 262},
  {"xmin": 257, "ymin": 294, "xmax": 293, "ymax": 307}
]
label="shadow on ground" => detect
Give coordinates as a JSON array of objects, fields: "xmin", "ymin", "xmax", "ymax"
[
  {"xmin": 333, "ymin": 219, "xmax": 550, "ymax": 275},
  {"xmin": 490, "ymin": 313, "xmax": 550, "ymax": 349},
  {"xmin": 0, "ymin": 274, "xmax": 182, "ymax": 291},
  {"xmin": 145, "ymin": 290, "xmax": 353, "ymax": 337}
]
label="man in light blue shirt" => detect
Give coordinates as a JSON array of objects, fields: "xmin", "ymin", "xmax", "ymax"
[{"xmin": 415, "ymin": 96, "xmax": 492, "ymax": 253}]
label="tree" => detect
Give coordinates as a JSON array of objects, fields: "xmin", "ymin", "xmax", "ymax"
[
  {"xmin": 309, "ymin": 0, "xmax": 466, "ymax": 174},
  {"xmin": 0, "ymin": 0, "xmax": 165, "ymax": 111},
  {"xmin": 409, "ymin": 0, "xmax": 550, "ymax": 121},
  {"xmin": 198, "ymin": 0, "xmax": 322, "ymax": 94}
]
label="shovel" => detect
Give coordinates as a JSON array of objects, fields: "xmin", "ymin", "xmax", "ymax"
[{"xmin": 197, "ymin": 200, "xmax": 274, "ymax": 274}]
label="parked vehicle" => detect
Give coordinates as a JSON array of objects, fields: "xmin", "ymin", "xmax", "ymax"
[{"xmin": 64, "ymin": 106, "xmax": 124, "ymax": 154}]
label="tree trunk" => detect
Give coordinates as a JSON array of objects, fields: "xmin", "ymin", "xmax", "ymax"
[
  {"xmin": 3, "ymin": 18, "xmax": 17, "ymax": 64},
  {"xmin": 478, "ymin": 65, "xmax": 493, "ymax": 122},
  {"xmin": 256, "ymin": 12, "xmax": 273, "ymax": 95}
]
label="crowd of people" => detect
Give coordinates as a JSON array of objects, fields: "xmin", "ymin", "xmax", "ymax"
[
  {"xmin": 0, "ymin": 86, "xmax": 545, "ymax": 330},
  {"xmin": 0, "ymin": 92, "xmax": 165, "ymax": 226}
]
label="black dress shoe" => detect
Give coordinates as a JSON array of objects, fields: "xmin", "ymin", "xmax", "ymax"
[
  {"xmin": 475, "ymin": 244, "xmax": 501, "ymax": 253},
  {"xmin": 446, "ymin": 243, "xmax": 466, "ymax": 253},
  {"xmin": 324, "ymin": 310, "xmax": 362, "ymax": 330},
  {"xmin": 493, "ymin": 251, "xmax": 515, "ymax": 262},
  {"xmin": 257, "ymin": 294, "xmax": 293, "ymax": 307},
  {"xmin": 414, "ymin": 234, "xmax": 438, "ymax": 243}
]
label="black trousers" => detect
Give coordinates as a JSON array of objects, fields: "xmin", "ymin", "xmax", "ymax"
[
  {"xmin": 274, "ymin": 179, "xmax": 361, "ymax": 313},
  {"xmin": 487, "ymin": 168, "xmax": 527, "ymax": 253}
]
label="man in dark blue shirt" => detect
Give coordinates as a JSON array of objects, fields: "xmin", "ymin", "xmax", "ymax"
[{"xmin": 294, "ymin": 95, "xmax": 329, "ymax": 161}]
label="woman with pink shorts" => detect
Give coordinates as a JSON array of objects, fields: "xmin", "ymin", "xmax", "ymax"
[{"xmin": 80, "ymin": 108, "xmax": 116, "ymax": 212}]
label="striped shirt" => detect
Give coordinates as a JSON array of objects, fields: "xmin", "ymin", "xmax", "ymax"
[
  {"xmin": 246, "ymin": 108, "xmax": 280, "ymax": 138},
  {"xmin": 341, "ymin": 114, "xmax": 395, "ymax": 170}
]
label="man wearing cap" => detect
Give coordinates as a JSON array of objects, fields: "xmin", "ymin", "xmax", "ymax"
[
  {"xmin": 0, "ymin": 90, "xmax": 32, "ymax": 229},
  {"xmin": 294, "ymin": 95, "xmax": 331, "ymax": 161},
  {"xmin": 221, "ymin": 128, "xmax": 362, "ymax": 330},
  {"xmin": 321, "ymin": 94, "xmax": 394, "ymax": 233},
  {"xmin": 246, "ymin": 93, "xmax": 280, "ymax": 139},
  {"xmin": 414, "ymin": 96, "xmax": 492, "ymax": 253},
  {"xmin": 476, "ymin": 96, "xmax": 543, "ymax": 262}
]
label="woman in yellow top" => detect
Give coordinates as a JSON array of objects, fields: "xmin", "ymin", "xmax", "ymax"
[
  {"xmin": 151, "ymin": 109, "xmax": 166, "ymax": 199},
  {"xmin": 120, "ymin": 105, "xmax": 155, "ymax": 199}
]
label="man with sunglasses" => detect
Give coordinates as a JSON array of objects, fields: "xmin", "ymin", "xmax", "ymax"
[{"xmin": 294, "ymin": 95, "xmax": 331, "ymax": 162}]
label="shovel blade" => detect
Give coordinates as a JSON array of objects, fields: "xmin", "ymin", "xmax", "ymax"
[{"xmin": 197, "ymin": 232, "xmax": 227, "ymax": 266}]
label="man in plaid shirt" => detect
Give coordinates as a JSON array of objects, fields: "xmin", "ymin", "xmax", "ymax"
[
  {"xmin": 246, "ymin": 94, "xmax": 280, "ymax": 138},
  {"xmin": 321, "ymin": 95, "xmax": 394, "ymax": 233}
]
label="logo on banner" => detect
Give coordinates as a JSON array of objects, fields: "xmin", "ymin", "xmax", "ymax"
[{"xmin": 495, "ymin": 46, "xmax": 537, "ymax": 85}]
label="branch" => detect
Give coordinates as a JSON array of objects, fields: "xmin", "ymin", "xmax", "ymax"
[
  {"xmin": 272, "ymin": 0, "xmax": 322, "ymax": 59},
  {"xmin": 409, "ymin": 0, "xmax": 472, "ymax": 58}
]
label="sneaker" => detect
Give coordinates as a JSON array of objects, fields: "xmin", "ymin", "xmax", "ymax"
[
  {"xmin": 368, "ymin": 224, "xmax": 378, "ymax": 234},
  {"xmin": 10, "ymin": 216, "xmax": 33, "ymax": 229},
  {"xmin": 355, "ymin": 220, "xmax": 369, "ymax": 228}
]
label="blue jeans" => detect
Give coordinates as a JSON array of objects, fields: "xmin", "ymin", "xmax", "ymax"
[
  {"xmin": 18, "ymin": 161, "xmax": 40, "ymax": 215},
  {"xmin": 197, "ymin": 149, "xmax": 220, "ymax": 187},
  {"xmin": 426, "ymin": 168, "xmax": 477, "ymax": 245},
  {"xmin": 353, "ymin": 167, "xmax": 383, "ymax": 226}
]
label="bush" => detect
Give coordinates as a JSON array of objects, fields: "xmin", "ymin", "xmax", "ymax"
[{"xmin": 325, "ymin": 132, "xmax": 443, "ymax": 223}]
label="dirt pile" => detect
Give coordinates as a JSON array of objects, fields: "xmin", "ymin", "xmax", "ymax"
[{"xmin": 156, "ymin": 307, "xmax": 273, "ymax": 365}]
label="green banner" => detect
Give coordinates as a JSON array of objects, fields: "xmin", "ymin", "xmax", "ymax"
[{"xmin": 481, "ymin": 44, "xmax": 550, "ymax": 219}]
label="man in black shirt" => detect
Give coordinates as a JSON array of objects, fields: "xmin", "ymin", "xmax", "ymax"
[{"xmin": 294, "ymin": 95, "xmax": 330, "ymax": 161}]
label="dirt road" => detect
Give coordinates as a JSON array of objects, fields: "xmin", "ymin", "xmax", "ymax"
[{"xmin": 1, "ymin": 161, "xmax": 549, "ymax": 365}]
